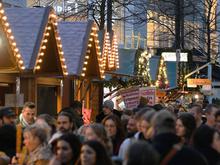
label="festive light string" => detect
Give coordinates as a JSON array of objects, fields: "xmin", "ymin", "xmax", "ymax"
[
  {"xmin": 0, "ymin": 2, "xmax": 25, "ymax": 70},
  {"xmin": 81, "ymin": 25, "xmax": 105, "ymax": 79},
  {"xmin": 155, "ymin": 56, "xmax": 169, "ymax": 88},
  {"xmin": 34, "ymin": 11, "xmax": 68, "ymax": 76},
  {"xmin": 112, "ymin": 34, "xmax": 119, "ymax": 69},
  {"xmin": 138, "ymin": 51, "xmax": 152, "ymax": 85}
]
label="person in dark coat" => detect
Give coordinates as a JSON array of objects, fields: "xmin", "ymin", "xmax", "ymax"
[
  {"xmin": 193, "ymin": 125, "xmax": 220, "ymax": 165},
  {"xmin": 0, "ymin": 124, "xmax": 16, "ymax": 158},
  {"xmin": 152, "ymin": 110, "xmax": 208, "ymax": 165},
  {"xmin": 96, "ymin": 100, "xmax": 121, "ymax": 123}
]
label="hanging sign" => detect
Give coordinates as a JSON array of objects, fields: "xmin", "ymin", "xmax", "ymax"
[{"xmin": 187, "ymin": 79, "xmax": 211, "ymax": 87}]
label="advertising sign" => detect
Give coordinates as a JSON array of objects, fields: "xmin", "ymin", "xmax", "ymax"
[
  {"xmin": 120, "ymin": 87, "xmax": 140, "ymax": 109},
  {"xmin": 139, "ymin": 87, "xmax": 156, "ymax": 106}
]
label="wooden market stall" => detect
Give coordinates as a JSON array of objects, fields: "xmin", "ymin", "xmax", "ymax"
[
  {"xmin": 0, "ymin": 6, "xmax": 68, "ymax": 115},
  {"xmin": 58, "ymin": 21, "xmax": 105, "ymax": 120}
]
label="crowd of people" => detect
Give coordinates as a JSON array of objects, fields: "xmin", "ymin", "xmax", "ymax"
[{"xmin": 0, "ymin": 99, "xmax": 220, "ymax": 165}]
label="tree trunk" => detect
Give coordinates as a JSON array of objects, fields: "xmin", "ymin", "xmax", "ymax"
[
  {"xmin": 99, "ymin": 0, "xmax": 106, "ymax": 30},
  {"xmin": 107, "ymin": 0, "xmax": 113, "ymax": 32}
]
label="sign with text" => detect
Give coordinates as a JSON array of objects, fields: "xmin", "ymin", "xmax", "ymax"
[
  {"xmin": 120, "ymin": 87, "xmax": 140, "ymax": 109},
  {"xmin": 187, "ymin": 79, "xmax": 211, "ymax": 87},
  {"xmin": 139, "ymin": 87, "xmax": 156, "ymax": 106},
  {"xmin": 162, "ymin": 52, "xmax": 188, "ymax": 62}
]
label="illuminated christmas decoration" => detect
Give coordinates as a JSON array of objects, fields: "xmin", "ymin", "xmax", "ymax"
[
  {"xmin": 137, "ymin": 50, "xmax": 152, "ymax": 86},
  {"xmin": 102, "ymin": 32, "xmax": 111, "ymax": 71},
  {"xmin": 34, "ymin": 11, "xmax": 68, "ymax": 76},
  {"xmin": 81, "ymin": 25, "xmax": 105, "ymax": 79},
  {"xmin": 111, "ymin": 34, "xmax": 119, "ymax": 69},
  {"xmin": 155, "ymin": 56, "xmax": 169, "ymax": 89},
  {"xmin": 0, "ymin": 2, "xmax": 25, "ymax": 70},
  {"xmin": 102, "ymin": 32, "xmax": 120, "ymax": 71}
]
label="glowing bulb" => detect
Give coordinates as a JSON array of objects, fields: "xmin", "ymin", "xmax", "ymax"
[
  {"xmin": 21, "ymin": 66, "xmax": 25, "ymax": 70},
  {"xmin": 38, "ymin": 59, "xmax": 42, "ymax": 63},
  {"xmin": 14, "ymin": 48, "xmax": 19, "ymax": 52},
  {"xmin": 36, "ymin": 65, "xmax": 40, "ymax": 70},
  {"xmin": 81, "ymin": 73, "xmax": 85, "ymax": 77},
  {"xmin": 40, "ymin": 52, "xmax": 44, "ymax": 56},
  {"xmin": 16, "ymin": 54, "xmax": 21, "ymax": 58},
  {"xmin": 2, "ymin": 16, "xmax": 7, "ymax": 20},
  {"xmin": 7, "ymin": 29, "xmax": 12, "ymax": 33},
  {"xmin": 19, "ymin": 60, "xmax": 23, "ymax": 64}
]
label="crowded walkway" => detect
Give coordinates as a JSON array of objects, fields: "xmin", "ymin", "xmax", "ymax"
[{"xmin": 0, "ymin": 99, "xmax": 220, "ymax": 165}]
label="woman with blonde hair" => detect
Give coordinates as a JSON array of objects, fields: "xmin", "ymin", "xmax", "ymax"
[
  {"xmin": 85, "ymin": 123, "xmax": 113, "ymax": 155},
  {"xmin": 11, "ymin": 124, "xmax": 52, "ymax": 165}
]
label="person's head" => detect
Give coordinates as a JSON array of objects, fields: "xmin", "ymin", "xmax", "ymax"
[
  {"xmin": 215, "ymin": 110, "xmax": 220, "ymax": 131},
  {"xmin": 141, "ymin": 110, "xmax": 156, "ymax": 139},
  {"xmin": 57, "ymin": 112, "xmax": 73, "ymax": 133},
  {"xmin": 0, "ymin": 107, "xmax": 16, "ymax": 125},
  {"xmin": 176, "ymin": 113, "xmax": 196, "ymax": 143},
  {"xmin": 205, "ymin": 104, "xmax": 219, "ymax": 127},
  {"xmin": 23, "ymin": 124, "xmax": 48, "ymax": 152},
  {"xmin": 71, "ymin": 101, "xmax": 82, "ymax": 115},
  {"xmin": 55, "ymin": 133, "xmax": 81, "ymax": 164},
  {"xmin": 22, "ymin": 102, "xmax": 36, "ymax": 125},
  {"xmin": 152, "ymin": 110, "xmax": 176, "ymax": 135},
  {"xmin": 85, "ymin": 123, "xmax": 108, "ymax": 143},
  {"xmin": 126, "ymin": 116, "xmax": 137, "ymax": 134},
  {"xmin": 79, "ymin": 140, "xmax": 113, "ymax": 165},
  {"xmin": 188, "ymin": 104, "xmax": 203, "ymax": 124},
  {"xmin": 102, "ymin": 100, "xmax": 114, "ymax": 115},
  {"xmin": 134, "ymin": 107, "xmax": 152, "ymax": 132},
  {"xmin": 102, "ymin": 115, "xmax": 124, "ymax": 139},
  {"xmin": 125, "ymin": 141, "xmax": 159, "ymax": 165},
  {"xmin": 193, "ymin": 125, "xmax": 220, "ymax": 153},
  {"xmin": 36, "ymin": 114, "xmax": 57, "ymax": 135}
]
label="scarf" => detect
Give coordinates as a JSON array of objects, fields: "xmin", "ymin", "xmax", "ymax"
[{"xmin": 19, "ymin": 114, "xmax": 31, "ymax": 128}]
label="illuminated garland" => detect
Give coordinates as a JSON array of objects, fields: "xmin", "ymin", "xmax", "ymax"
[
  {"xmin": 0, "ymin": 2, "xmax": 25, "ymax": 70},
  {"xmin": 137, "ymin": 50, "xmax": 152, "ymax": 86},
  {"xmin": 111, "ymin": 34, "xmax": 119, "ymax": 69},
  {"xmin": 81, "ymin": 25, "xmax": 105, "ymax": 79},
  {"xmin": 102, "ymin": 32, "xmax": 111, "ymax": 71},
  {"xmin": 34, "ymin": 11, "xmax": 68, "ymax": 76},
  {"xmin": 155, "ymin": 56, "xmax": 169, "ymax": 89}
]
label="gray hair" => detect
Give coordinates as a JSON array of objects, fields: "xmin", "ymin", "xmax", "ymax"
[
  {"xmin": 24, "ymin": 124, "xmax": 48, "ymax": 144},
  {"xmin": 152, "ymin": 110, "xmax": 176, "ymax": 135}
]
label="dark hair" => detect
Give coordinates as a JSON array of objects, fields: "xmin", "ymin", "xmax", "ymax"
[
  {"xmin": 56, "ymin": 133, "xmax": 81, "ymax": 164},
  {"xmin": 177, "ymin": 113, "xmax": 196, "ymax": 143},
  {"xmin": 205, "ymin": 104, "xmax": 219, "ymax": 114},
  {"xmin": 102, "ymin": 115, "xmax": 125, "ymax": 139},
  {"xmin": 71, "ymin": 101, "xmax": 82, "ymax": 110},
  {"xmin": 58, "ymin": 111, "xmax": 73, "ymax": 123},
  {"xmin": 127, "ymin": 141, "xmax": 159, "ymax": 165},
  {"xmin": 23, "ymin": 102, "xmax": 35, "ymax": 109},
  {"xmin": 215, "ymin": 110, "xmax": 220, "ymax": 118},
  {"xmin": 188, "ymin": 104, "xmax": 203, "ymax": 114},
  {"xmin": 77, "ymin": 141, "xmax": 113, "ymax": 165},
  {"xmin": 193, "ymin": 125, "xmax": 216, "ymax": 148}
]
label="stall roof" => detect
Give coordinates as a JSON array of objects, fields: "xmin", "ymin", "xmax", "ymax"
[
  {"xmin": 5, "ymin": 7, "xmax": 50, "ymax": 69},
  {"xmin": 58, "ymin": 21, "xmax": 100, "ymax": 76},
  {"xmin": 113, "ymin": 48, "xmax": 137, "ymax": 76}
]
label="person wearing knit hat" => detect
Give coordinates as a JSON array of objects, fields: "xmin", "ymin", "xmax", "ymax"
[
  {"xmin": 103, "ymin": 100, "xmax": 114, "ymax": 115},
  {"xmin": 96, "ymin": 100, "xmax": 122, "ymax": 123}
]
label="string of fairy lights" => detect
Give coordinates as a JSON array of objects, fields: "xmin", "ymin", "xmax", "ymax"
[
  {"xmin": 137, "ymin": 50, "xmax": 152, "ymax": 85},
  {"xmin": 34, "ymin": 11, "xmax": 68, "ymax": 76},
  {"xmin": 155, "ymin": 56, "xmax": 169, "ymax": 89},
  {"xmin": 81, "ymin": 25, "xmax": 105, "ymax": 79},
  {"xmin": 102, "ymin": 32, "xmax": 120, "ymax": 71},
  {"xmin": 0, "ymin": 2, "xmax": 25, "ymax": 71}
]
